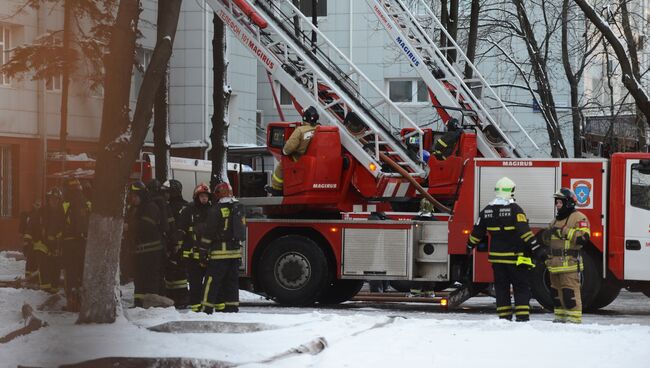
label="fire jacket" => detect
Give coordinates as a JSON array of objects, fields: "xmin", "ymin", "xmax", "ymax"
[
  {"xmin": 176, "ymin": 201, "xmax": 211, "ymax": 260},
  {"xmin": 545, "ymin": 211, "xmax": 590, "ymax": 273},
  {"xmin": 468, "ymin": 200, "xmax": 537, "ymax": 265},
  {"xmin": 200, "ymin": 199, "xmax": 245, "ymax": 260},
  {"xmin": 29, "ymin": 205, "xmax": 66, "ymax": 256},
  {"xmin": 282, "ymin": 124, "xmax": 318, "ymax": 160},
  {"xmin": 432, "ymin": 130, "xmax": 461, "ymax": 161},
  {"xmin": 129, "ymin": 200, "xmax": 164, "ymax": 255}
]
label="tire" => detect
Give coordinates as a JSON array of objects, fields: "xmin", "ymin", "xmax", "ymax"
[
  {"xmin": 317, "ymin": 279, "xmax": 364, "ymax": 304},
  {"xmin": 259, "ymin": 235, "xmax": 329, "ymax": 306},
  {"xmin": 586, "ymin": 276, "xmax": 621, "ymax": 311},
  {"xmin": 530, "ymin": 248, "xmax": 602, "ymax": 311}
]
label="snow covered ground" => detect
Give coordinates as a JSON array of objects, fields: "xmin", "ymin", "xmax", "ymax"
[{"xmin": 1, "ymin": 252, "xmax": 649, "ymax": 367}]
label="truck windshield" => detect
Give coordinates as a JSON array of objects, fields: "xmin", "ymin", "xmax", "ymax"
[{"xmin": 631, "ymin": 163, "xmax": 650, "ymax": 211}]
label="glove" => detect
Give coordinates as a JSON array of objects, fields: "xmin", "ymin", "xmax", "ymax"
[
  {"xmin": 476, "ymin": 242, "xmax": 488, "ymax": 252},
  {"xmin": 575, "ymin": 233, "xmax": 590, "ymax": 246}
]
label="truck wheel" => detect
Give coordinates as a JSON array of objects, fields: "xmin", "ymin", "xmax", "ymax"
[
  {"xmin": 259, "ymin": 235, "xmax": 329, "ymax": 306},
  {"xmin": 317, "ymin": 280, "xmax": 364, "ymax": 304},
  {"xmin": 530, "ymin": 249, "xmax": 601, "ymax": 311},
  {"xmin": 586, "ymin": 275, "xmax": 621, "ymax": 310}
]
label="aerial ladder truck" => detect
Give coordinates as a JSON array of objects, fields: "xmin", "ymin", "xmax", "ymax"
[{"xmin": 193, "ymin": 0, "xmax": 650, "ymax": 309}]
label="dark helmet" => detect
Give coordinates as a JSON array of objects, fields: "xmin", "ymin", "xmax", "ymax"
[
  {"xmin": 553, "ymin": 187, "xmax": 577, "ymax": 218},
  {"xmin": 164, "ymin": 179, "xmax": 183, "ymax": 196},
  {"xmin": 302, "ymin": 106, "xmax": 319, "ymax": 126},
  {"xmin": 213, "ymin": 182, "xmax": 233, "ymax": 200},
  {"xmin": 146, "ymin": 179, "xmax": 162, "ymax": 193},
  {"xmin": 46, "ymin": 187, "xmax": 63, "ymax": 200},
  {"xmin": 446, "ymin": 118, "xmax": 460, "ymax": 131}
]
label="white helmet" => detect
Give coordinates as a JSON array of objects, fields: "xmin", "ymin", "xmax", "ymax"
[{"xmin": 495, "ymin": 177, "xmax": 516, "ymax": 200}]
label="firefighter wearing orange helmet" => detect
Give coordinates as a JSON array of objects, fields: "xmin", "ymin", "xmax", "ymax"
[
  {"xmin": 175, "ymin": 182, "xmax": 212, "ymax": 312},
  {"xmin": 199, "ymin": 182, "xmax": 246, "ymax": 313},
  {"xmin": 266, "ymin": 106, "xmax": 320, "ymax": 196},
  {"xmin": 541, "ymin": 188, "xmax": 591, "ymax": 323}
]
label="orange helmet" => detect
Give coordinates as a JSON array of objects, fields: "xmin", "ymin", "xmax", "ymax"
[
  {"xmin": 213, "ymin": 182, "xmax": 233, "ymax": 200},
  {"xmin": 193, "ymin": 182, "xmax": 211, "ymax": 199}
]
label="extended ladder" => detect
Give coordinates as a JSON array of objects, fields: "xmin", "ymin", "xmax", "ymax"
[
  {"xmin": 368, "ymin": 0, "xmax": 539, "ymax": 158},
  {"xmin": 205, "ymin": 0, "xmax": 427, "ymax": 179}
]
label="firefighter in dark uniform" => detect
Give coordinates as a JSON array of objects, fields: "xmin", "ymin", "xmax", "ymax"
[
  {"xmin": 542, "ymin": 188, "xmax": 591, "ymax": 324},
  {"xmin": 467, "ymin": 177, "xmax": 539, "ymax": 321},
  {"xmin": 266, "ymin": 106, "xmax": 320, "ymax": 196},
  {"xmin": 162, "ymin": 179, "xmax": 189, "ymax": 307},
  {"xmin": 61, "ymin": 178, "xmax": 91, "ymax": 311},
  {"xmin": 176, "ymin": 183, "xmax": 212, "ymax": 312},
  {"xmin": 200, "ymin": 182, "xmax": 246, "ymax": 313},
  {"xmin": 19, "ymin": 199, "xmax": 41, "ymax": 283},
  {"xmin": 432, "ymin": 118, "xmax": 462, "ymax": 161},
  {"xmin": 128, "ymin": 181, "xmax": 165, "ymax": 307},
  {"xmin": 146, "ymin": 179, "xmax": 171, "ymax": 241},
  {"xmin": 30, "ymin": 187, "xmax": 65, "ymax": 293}
]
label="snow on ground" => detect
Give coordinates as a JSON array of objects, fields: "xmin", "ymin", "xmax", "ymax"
[
  {"xmin": 1, "ymin": 253, "xmax": 649, "ymax": 367},
  {"xmin": 0, "ymin": 251, "xmax": 25, "ymax": 282}
]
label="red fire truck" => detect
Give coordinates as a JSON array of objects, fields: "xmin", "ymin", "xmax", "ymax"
[{"xmin": 173, "ymin": 0, "xmax": 650, "ymax": 309}]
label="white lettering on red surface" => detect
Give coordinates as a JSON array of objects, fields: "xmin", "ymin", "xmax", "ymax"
[
  {"xmin": 313, "ymin": 183, "xmax": 337, "ymax": 189},
  {"xmin": 502, "ymin": 161, "xmax": 533, "ymax": 167}
]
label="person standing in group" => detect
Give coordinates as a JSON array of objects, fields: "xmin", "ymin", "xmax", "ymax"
[
  {"xmin": 467, "ymin": 177, "xmax": 539, "ymax": 321},
  {"xmin": 542, "ymin": 188, "xmax": 591, "ymax": 324},
  {"xmin": 200, "ymin": 182, "xmax": 246, "ymax": 313},
  {"xmin": 61, "ymin": 178, "xmax": 91, "ymax": 311},
  {"xmin": 176, "ymin": 183, "xmax": 212, "ymax": 312},
  {"xmin": 162, "ymin": 179, "xmax": 189, "ymax": 308},
  {"xmin": 19, "ymin": 199, "xmax": 41, "ymax": 284},
  {"xmin": 29, "ymin": 187, "xmax": 65, "ymax": 293},
  {"xmin": 266, "ymin": 106, "xmax": 320, "ymax": 196},
  {"xmin": 127, "ymin": 181, "xmax": 165, "ymax": 307}
]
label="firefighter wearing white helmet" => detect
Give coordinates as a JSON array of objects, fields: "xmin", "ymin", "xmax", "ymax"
[
  {"xmin": 540, "ymin": 188, "xmax": 590, "ymax": 324},
  {"xmin": 467, "ymin": 177, "xmax": 539, "ymax": 321}
]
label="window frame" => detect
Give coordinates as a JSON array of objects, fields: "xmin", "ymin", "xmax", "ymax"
[
  {"xmin": 630, "ymin": 163, "xmax": 650, "ymax": 211},
  {"xmin": 1, "ymin": 25, "xmax": 11, "ymax": 86},
  {"xmin": 387, "ymin": 79, "xmax": 429, "ymax": 105},
  {"xmin": 0, "ymin": 145, "xmax": 13, "ymax": 218}
]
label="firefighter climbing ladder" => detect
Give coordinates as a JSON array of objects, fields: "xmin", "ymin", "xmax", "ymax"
[
  {"xmin": 205, "ymin": 0, "xmax": 427, "ymax": 179},
  {"xmin": 368, "ymin": 0, "xmax": 539, "ymax": 158}
]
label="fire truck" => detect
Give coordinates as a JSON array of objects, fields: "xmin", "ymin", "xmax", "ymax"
[{"xmin": 173, "ymin": 0, "xmax": 650, "ymax": 309}]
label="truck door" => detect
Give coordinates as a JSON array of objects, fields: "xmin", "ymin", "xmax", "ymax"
[{"xmin": 624, "ymin": 159, "xmax": 650, "ymax": 280}]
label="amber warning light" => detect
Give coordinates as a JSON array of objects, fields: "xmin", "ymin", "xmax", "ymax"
[
  {"xmin": 462, "ymin": 229, "xmax": 470, "ymax": 235},
  {"xmin": 369, "ymin": 163, "xmax": 377, "ymax": 172},
  {"xmin": 330, "ymin": 227, "xmax": 338, "ymax": 233}
]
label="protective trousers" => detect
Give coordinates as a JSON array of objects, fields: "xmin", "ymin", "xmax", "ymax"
[
  {"xmin": 187, "ymin": 260, "xmax": 206, "ymax": 312},
  {"xmin": 201, "ymin": 259, "xmax": 240, "ymax": 314},
  {"xmin": 164, "ymin": 255, "xmax": 189, "ymax": 308},
  {"xmin": 549, "ymin": 270, "xmax": 582, "ymax": 323},
  {"xmin": 133, "ymin": 248, "xmax": 164, "ymax": 307},
  {"xmin": 271, "ymin": 164, "xmax": 284, "ymax": 191},
  {"xmin": 63, "ymin": 238, "xmax": 85, "ymax": 307},
  {"xmin": 492, "ymin": 263, "xmax": 531, "ymax": 321}
]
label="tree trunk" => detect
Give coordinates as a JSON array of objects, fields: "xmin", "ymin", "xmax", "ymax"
[
  {"xmin": 620, "ymin": 0, "xmax": 647, "ymax": 151},
  {"xmin": 60, "ymin": 0, "xmax": 73, "ymax": 153},
  {"xmin": 78, "ymin": 0, "xmax": 182, "ymax": 324},
  {"xmin": 153, "ymin": 5, "xmax": 174, "ymax": 182},
  {"xmin": 209, "ymin": 14, "xmax": 228, "ymax": 189},
  {"xmin": 513, "ymin": 0, "xmax": 567, "ymax": 157},
  {"xmin": 574, "ymin": 0, "xmax": 650, "ymax": 134},
  {"xmin": 439, "ymin": 0, "xmax": 448, "ymax": 53},
  {"xmin": 446, "ymin": 0, "xmax": 458, "ymax": 63},
  {"xmin": 561, "ymin": 0, "xmax": 582, "ymax": 158},
  {"xmin": 463, "ymin": 0, "xmax": 480, "ymax": 79}
]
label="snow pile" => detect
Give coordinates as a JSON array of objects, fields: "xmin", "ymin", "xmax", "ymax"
[{"xmin": 0, "ymin": 251, "xmax": 25, "ymax": 282}]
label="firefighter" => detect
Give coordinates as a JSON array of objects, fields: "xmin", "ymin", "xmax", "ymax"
[
  {"xmin": 467, "ymin": 177, "xmax": 539, "ymax": 321},
  {"xmin": 128, "ymin": 181, "xmax": 166, "ymax": 307},
  {"xmin": 61, "ymin": 178, "xmax": 91, "ymax": 311},
  {"xmin": 407, "ymin": 136, "xmax": 430, "ymax": 163},
  {"xmin": 200, "ymin": 182, "xmax": 246, "ymax": 313},
  {"xmin": 432, "ymin": 118, "xmax": 462, "ymax": 161},
  {"xmin": 176, "ymin": 183, "xmax": 212, "ymax": 312},
  {"xmin": 146, "ymin": 179, "xmax": 171, "ymax": 239},
  {"xmin": 162, "ymin": 179, "xmax": 189, "ymax": 307},
  {"xmin": 30, "ymin": 187, "xmax": 65, "ymax": 293},
  {"xmin": 266, "ymin": 106, "xmax": 320, "ymax": 196},
  {"xmin": 541, "ymin": 188, "xmax": 591, "ymax": 324},
  {"xmin": 19, "ymin": 199, "xmax": 41, "ymax": 284}
]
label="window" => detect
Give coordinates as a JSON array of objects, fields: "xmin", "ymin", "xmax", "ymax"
[
  {"xmin": 1, "ymin": 25, "xmax": 11, "ymax": 85},
  {"xmin": 388, "ymin": 79, "xmax": 428, "ymax": 103},
  {"xmin": 631, "ymin": 161, "xmax": 650, "ymax": 211},
  {"xmin": 131, "ymin": 48, "xmax": 153, "ymax": 100},
  {"xmin": 299, "ymin": 0, "xmax": 327, "ymax": 17},
  {"xmin": 279, "ymin": 84, "xmax": 292, "ymax": 105},
  {"xmin": 0, "ymin": 146, "xmax": 13, "ymax": 217},
  {"xmin": 46, "ymin": 75, "xmax": 62, "ymax": 91}
]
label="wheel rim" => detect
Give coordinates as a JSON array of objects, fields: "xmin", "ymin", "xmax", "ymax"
[{"xmin": 274, "ymin": 251, "xmax": 312, "ymax": 290}]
